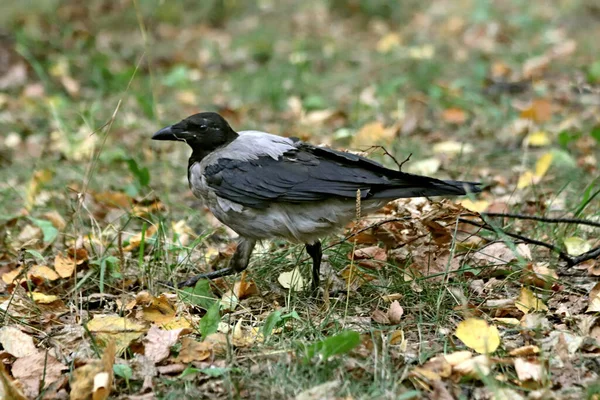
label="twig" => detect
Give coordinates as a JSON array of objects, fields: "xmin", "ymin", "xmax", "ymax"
[
  {"xmin": 362, "ymin": 145, "xmax": 410, "ymax": 171},
  {"xmin": 458, "ymin": 218, "xmax": 570, "ymax": 260},
  {"xmin": 482, "ymin": 212, "xmax": 600, "ymax": 228},
  {"xmin": 458, "ymin": 217, "xmax": 600, "ymax": 267}
]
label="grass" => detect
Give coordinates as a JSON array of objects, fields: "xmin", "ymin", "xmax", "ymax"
[{"xmin": 1, "ymin": 0, "xmax": 599, "ymax": 399}]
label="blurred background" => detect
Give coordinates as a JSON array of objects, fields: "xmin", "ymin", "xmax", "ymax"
[
  {"xmin": 0, "ymin": 1, "xmax": 599, "ymax": 397},
  {"xmin": 1, "ymin": 0, "xmax": 598, "ymax": 209}
]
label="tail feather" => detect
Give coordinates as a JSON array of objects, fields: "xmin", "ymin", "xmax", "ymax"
[{"xmin": 373, "ymin": 178, "xmax": 482, "ymax": 200}]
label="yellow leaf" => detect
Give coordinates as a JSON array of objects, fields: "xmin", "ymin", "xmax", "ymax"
[
  {"xmin": 515, "ymin": 287, "xmax": 548, "ymax": 314},
  {"xmin": 455, "ymin": 318, "xmax": 501, "ymax": 354},
  {"xmin": 31, "ymin": 292, "xmax": 60, "ymax": 304},
  {"xmin": 141, "ymin": 294, "xmax": 176, "ymax": 325},
  {"xmin": 524, "ymin": 131, "xmax": 551, "ymax": 147},
  {"xmin": 563, "ymin": 237, "xmax": 592, "ymax": 256},
  {"xmin": 277, "ymin": 267, "xmax": 307, "ymax": 291},
  {"xmin": 534, "ymin": 152, "xmax": 553, "ymax": 178},
  {"xmin": 87, "ymin": 315, "xmax": 146, "ymax": 352},
  {"xmin": 516, "ymin": 170, "xmax": 536, "ymax": 189},
  {"xmin": 517, "ymin": 152, "xmax": 553, "ymax": 189},
  {"xmin": 459, "ymin": 199, "xmax": 489, "ymax": 213},
  {"xmin": 376, "ymin": 32, "xmax": 401, "ymax": 53}
]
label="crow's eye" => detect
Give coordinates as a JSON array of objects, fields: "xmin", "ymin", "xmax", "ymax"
[{"xmin": 199, "ymin": 124, "xmax": 208, "ymax": 131}]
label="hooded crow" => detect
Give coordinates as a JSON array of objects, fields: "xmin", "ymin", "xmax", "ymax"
[{"xmin": 153, "ymin": 112, "xmax": 481, "ymax": 289}]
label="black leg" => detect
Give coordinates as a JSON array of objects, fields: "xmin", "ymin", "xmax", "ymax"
[
  {"xmin": 178, "ymin": 238, "xmax": 257, "ymax": 288},
  {"xmin": 305, "ymin": 240, "xmax": 322, "ymax": 291}
]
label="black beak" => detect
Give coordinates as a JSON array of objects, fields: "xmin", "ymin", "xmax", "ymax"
[{"xmin": 152, "ymin": 125, "xmax": 179, "ymax": 141}]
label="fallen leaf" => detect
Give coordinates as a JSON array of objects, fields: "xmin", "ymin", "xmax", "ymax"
[
  {"xmin": 524, "ymin": 131, "xmax": 551, "ymax": 147},
  {"xmin": 25, "ymin": 169, "xmax": 53, "ymax": 210},
  {"xmin": 406, "ymin": 157, "xmax": 441, "ymax": 175},
  {"xmin": 432, "ymin": 140, "xmax": 474, "ymax": 155},
  {"xmin": 70, "ymin": 341, "xmax": 116, "ymax": 400},
  {"xmin": 387, "ymin": 300, "xmax": 404, "ymax": 324},
  {"xmin": 43, "ymin": 210, "xmax": 67, "ymax": 230},
  {"xmin": 535, "ymin": 152, "xmax": 553, "ymax": 177},
  {"xmin": 509, "ymin": 345, "xmax": 540, "ymax": 357},
  {"xmin": 54, "ymin": 252, "xmax": 79, "ymax": 278},
  {"xmin": 371, "ymin": 309, "xmax": 390, "ymax": 324},
  {"xmin": 231, "ymin": 319, "xmax": 261, "ymax": 347},
  {"xmin": 0, "ymin": 326, "xmax": 37, "ymax": 357},
  {"xmin": 563, "ymin": 237, "xmax": 592, "ymax": 256},
  {"xmin": 2, "ymin": 267, "xmax": 24, "ymax": 285},
  {"xmin": 123, "ymin": 225, "xmax": 158, "ymax": 252},
  {"xmin": 517, "ymin": 152, "xmax": 554, "ymax": 189},
  {"xmin": 515, "ymin": 287, "xmax": 548, "ymax": 314},
  {"xmin": 514, "ymin": 358, "xmax": 543, "ymax": 382},
  {"xmin": 442, "ymin": 108, "xmax": 467, "ymax": 124},
  {"xmin": 0, "ymin": 363, "xmax": 28, "ymax": 400},
  {"xmin": 11, "ymin": 351, "xmax": 67, "ymax": 398},
  {"xmin": 28, "ymin": 264, "xmax": 60, "ymax": 282},
  {"xmin": 455, "ymin": 318, "xmax": 501, "ymax": 354},
  {"xmin": 30, "ymin": 292, "xmax": 61, "ymax": 304},
  {"xmin": 453, "ymin": 354, "xmax": 492, "ymax": 377},
  {"xmin": 278, "ymin": 267, "xmax": 307, "ymax": 291},
  {"xmin": 459, "ymin": 199, "xmax": 490, "ymax": 213},
  {"xmin": 144, "ymin": 326, "xmax": 188, "ymax": 364},
  {"xmin": 443, "ymin": 350, "xmax": 472, "ymax": 367},
  {"xmin": 351, "ymin": 121, "xmax": 397, "ymax": 148},
  {"xmin": 87, "ymin": 315, "xmax": 147, "ymax": 352},
  {"xmin": 587, "ymin": 282, "xmax": 600, "ymax": 312},
  {"xmin": 140, "ymin": 294, "xmax": 176, "ymax": 325},
  {"xmin": 376, "ymin": 32, "xmax": 401, "ymax": 53},
  {"xmin": 520, "ymin": 99, "xmax": 553, "ymax": 123}
]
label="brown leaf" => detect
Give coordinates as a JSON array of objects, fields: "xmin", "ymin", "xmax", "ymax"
[
  {"xmin": 176, "ymin": 337, "xmax": 214, "ymax": 364},
  {"xmin": 0, "ymin": 363, "xmax": 28, "ymax": 400},
  {"xmin": 351, "ymin": 121, "xmax": 397, "ymax": 148},
  {"xmin": 144, "ymin": 326, "xmax": 187, "ymax": 364},
  {"xmin": 520, "ymin": 99, "xmax": 553, "ymax": 123},
  {"xmin": 442, "ymin": 107, "xmax": 467, "ymax": 124},
  {"xmin": 0, "ymin": 326, "xmax": 37, "ymax": 358},
  {"xmin": 387, "ymin": 300, "xmax": 404, "ymax": 324},
  {"xmin": 371, "ymin": 309, "xmax": 390, "ymax": 325},
  {"xmin": 54, "ymin": 252, "xmax": 81, "ymax": 278},
  {"xmin": 70, "ymin": 341, "xmax": 116, "ymax": 400},
  {"xmin": 11, "ymin": 351, "xmax": 67, "ymax": 398}
]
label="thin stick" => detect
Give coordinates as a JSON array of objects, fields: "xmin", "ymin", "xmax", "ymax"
[{"xmin": 483, "ymin": 213, "xmax": 600, "ymax": 228}]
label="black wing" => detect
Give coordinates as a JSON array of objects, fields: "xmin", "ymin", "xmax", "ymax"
[{"xmin": 203, "ymin": 143, "xmax": 480, "ymax": 209}]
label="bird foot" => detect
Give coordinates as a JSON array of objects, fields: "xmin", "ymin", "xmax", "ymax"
[{"xmin": 177, "ymin": 266, "xmax": 235, "ymax": 288}]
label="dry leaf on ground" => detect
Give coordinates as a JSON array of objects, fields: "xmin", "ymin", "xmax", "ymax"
[
  {"xmin": 70, "ymin": 340, "xmax": 116, "ymax": 400},
  {"xmin": 87, "ymin": 315, "xmax": 147, "ymax": 352},
  {"xmin": 515, "ymin": 287, "xmax": 548, "ymax": 314},
  {"xmin": 11, "ymin": 351, "xmax": 67, "ymax": 398},
  {"xmin": 0, "ymin": 326, "xmax": 37, "ymax": 358},
  {"xmin": 455, "ymin": 318, "xmax": 501, "ymax": 354},
  {"xmin": 144, "ymin": 326, "xmax": 189, "ymax": 364}
]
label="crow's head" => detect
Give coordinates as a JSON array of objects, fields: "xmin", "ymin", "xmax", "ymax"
[{"xmin": 153, "ymin": 112, "xmax": 238, "ymax": 152}]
